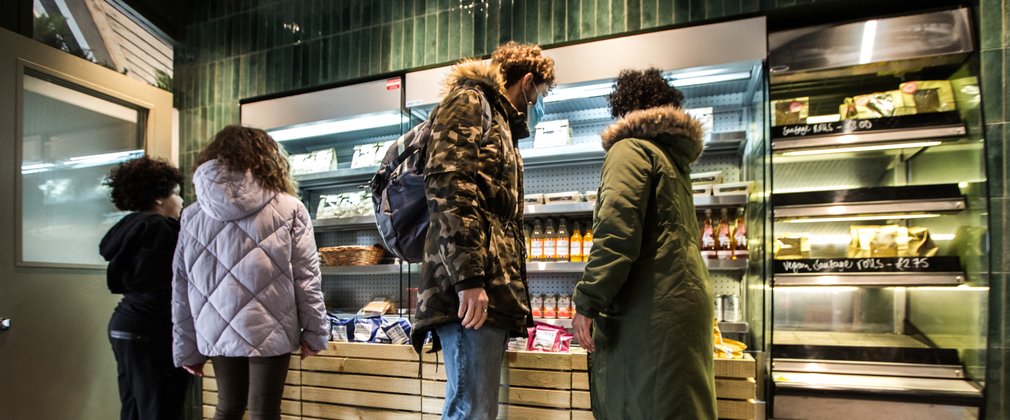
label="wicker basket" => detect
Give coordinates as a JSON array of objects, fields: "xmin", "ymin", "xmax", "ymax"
[{"xmin": 318, "ymin": 245, "xmax": 385, "ymax": 266}]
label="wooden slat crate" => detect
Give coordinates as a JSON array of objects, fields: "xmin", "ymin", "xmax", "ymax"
[
  {"xmin": 196, "ymin": 344, "xmax": 758, "ymax": 420},
  {"xmin": 421, "ymin": 348, "xmax": 578, "ymax": 419},
  {"xmin": 201, "ymin": 356, "xmax": 302, "ymax": 420},
  {"xmin": 299, "ymin": 342, "xmax": 423, "ymax": 419}
]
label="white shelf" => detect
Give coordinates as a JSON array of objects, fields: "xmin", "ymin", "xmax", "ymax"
[
  {"xmin": 313, "ymin": 215, "xmax": 376, "ymax": 230},
  {"xmin": 523, "ymin": 195, "xmax": 746, "ymax": 218},
  {"xmin": 526, "ymin": 262, "xmax": 587, "ymax": 273},
  {"xmin": 534, "ymin": 318, "xmax": 574, "ymax": 328},
  {"xmin": 521, "ymin": 143, "xmax": 605, "ymax": 167},
  {"xmin": 773, "ymin": 272, "xmax": 964, "ymax": 287},
  {"xmin": 321, "ymin": 264, "xmax": 418, "ymax": 275},
  {"xmin": 294, "ymin": 166, "xmax": 379, "ymax": 189}
]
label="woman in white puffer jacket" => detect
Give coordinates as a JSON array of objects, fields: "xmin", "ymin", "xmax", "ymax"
[{"xmin": 172, "ymin": 125, "xmax": 328, "ymax": 420}]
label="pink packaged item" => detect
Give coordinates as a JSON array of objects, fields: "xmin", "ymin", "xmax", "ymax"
[{"xmin": 526, "ymin": 321, "xmax": 574, "ymax": 353}]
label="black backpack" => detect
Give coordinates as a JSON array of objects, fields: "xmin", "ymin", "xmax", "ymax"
[{"xmin": 370, "ymin": 90, "xmax": 492, "ymax": 263}]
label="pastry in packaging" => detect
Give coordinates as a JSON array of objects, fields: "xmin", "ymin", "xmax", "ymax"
[
  {"xmin": 329, "ymin": 316, "xmax": 355, "ymax": 342},
  {"xmin": 772, "ymin": 97, "xmax": 809, "ymax": 126},
  {"xmin": 713, "ymin": 319, "xmax": 747, "ymax": 359},
  {"xmin": 900, "ymin": 81, "xmax": 956, "ymax": 114},
  {"xmin": 359, "ymin": 298, "xmax": 394, "ymax": 316},
  {"xmin": 848, "ymin": 225, "xmax": 938, "ymax": 258},
  {"xmin": 289, "ymin": 148, "xmax": 337, "ymax": 175},
  {"xmin": 527, "ymin": 322, "xmax": 574, "ymax": 353},
  {"xmin": 380, "ymin": 318, "xmax": 412, "ymax": 345},
  {"xmin": 352, "ymin": 317, "xmax": 381, "ymax": 342},
  {"xmin": 839, "ymin": 97, "xmax": 858, "ymax": 120},
  {"xmin": 585, "ymin": 191, "xmax": 598, "ymax": 204},
  {"xmin": 907, "ymin": 227, "xmax": 939, "ymax": 257},
  {"xmin": 774, "ymin": 236, "xmax": 810, "ymax": 259}
]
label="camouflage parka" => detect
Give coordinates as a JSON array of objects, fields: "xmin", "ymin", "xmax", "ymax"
[{"xmin": 411, "ymin": 60, "xmax": 532, "ymax": 353}]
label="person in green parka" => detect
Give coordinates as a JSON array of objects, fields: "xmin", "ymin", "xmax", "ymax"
[{"xmin": 571, "ymin": 68, "xmax": 717, "ymax": 420}]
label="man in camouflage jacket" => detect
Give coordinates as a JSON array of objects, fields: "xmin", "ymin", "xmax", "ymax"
[{"xmin": 411, "ymin": 43, "xmax": 554, "ymax": 419}]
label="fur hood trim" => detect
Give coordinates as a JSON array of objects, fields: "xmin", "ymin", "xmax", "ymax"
[
  {"xmin": 441, "ymin": 59, "xmax": 506, "ymax": 96},
  {"xmin": 601, "ymin": 106, "xmax": 705, "ymax": 160}
]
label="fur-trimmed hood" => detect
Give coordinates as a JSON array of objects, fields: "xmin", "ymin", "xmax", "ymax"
[
  {"xmin": 601, "ymin": 106, "xmax": 705, "ymax": 161},
  {"xmin": 441, "ymin": 59, "xmax": 506, "ymax": 97}
]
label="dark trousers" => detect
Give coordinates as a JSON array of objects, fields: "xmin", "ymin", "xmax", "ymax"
[
  {"xmin": 210, "ymin": 354, "xmax": 292, "ymax": 420},
  {"xmin": 109, "ymin": 328, "xmax": 191, "ymax": 420}
]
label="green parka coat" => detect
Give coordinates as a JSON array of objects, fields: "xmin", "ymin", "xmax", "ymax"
[{"xmin": 572, "ymin": 105, "xmax": 717, "ymax": 420}]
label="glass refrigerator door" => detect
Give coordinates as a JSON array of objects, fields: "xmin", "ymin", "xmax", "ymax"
[{"xmin": 767, "ymin": 8, "xmax": 986, "ymax": 415}]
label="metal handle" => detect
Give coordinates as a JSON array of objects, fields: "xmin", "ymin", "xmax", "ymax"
[{"xmin": 0, "ymin": 318, "xmax": 10, "ymax": 331}]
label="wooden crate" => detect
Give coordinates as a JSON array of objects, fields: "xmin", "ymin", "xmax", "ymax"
[
  {"xmin": 196, "ymin": 344, "xmax": 758, "ymax": 420},
  {"xmin": 201, "ymin": 357, "xmax": 302, "ymax": 419},
  {"xmin": 299, "ymin": 342, "xmax": 423, "ymax": 419},
  {"xmin": 422, "ymin": 348, "xmax": 579, "ymax": 419}
]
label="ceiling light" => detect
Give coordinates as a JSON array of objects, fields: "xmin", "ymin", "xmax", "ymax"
[
  {"xmin": 543, "ymin": 82, "xmax": 614, "ymax": 103},
  {"xmin": 670, "ymin": 71, "xmax": 752, "ymax": 87},
  {"xmin": 780, "ymin": 141, "xmax": 943, "ymax": 157},
  {"xmin": 782, "ymin": 214, "xmax": 941, "ymax": 224},
  {"xmin": 268, "ymin": 112, "xmax": 404, "ymax": 141},
  {"xmin": 859, "ymin": 20, "xmax": 878, "ymax": 64}
]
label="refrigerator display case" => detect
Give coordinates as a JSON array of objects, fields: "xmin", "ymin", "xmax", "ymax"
[
  {"xmin": 767, "ymin": 8, "xmax": 987, "ymax": 419},
  {"xmin": 240, "ymin": 77, "xmax": 418, "ymax": 315}
]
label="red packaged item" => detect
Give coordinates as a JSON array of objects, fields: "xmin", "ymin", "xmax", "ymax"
[{"xmin": 526, "ymin": 321, "xmax": 574, "ymax": 353}]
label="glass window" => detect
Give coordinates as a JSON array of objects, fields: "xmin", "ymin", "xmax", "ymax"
[{"xmin": 20, "ymin": 70, "xmax": 146, "ymax": 267}]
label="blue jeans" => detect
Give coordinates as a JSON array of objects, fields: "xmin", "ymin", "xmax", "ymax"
[{"xmin": 436, "ymin": 323, "xmax": 509, "ymax": 420}]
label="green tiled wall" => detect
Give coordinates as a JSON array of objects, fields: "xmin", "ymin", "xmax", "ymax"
[
  {"xmin": 979, "ymin": 0, "xmax": 1009, "ymax": 417},
  {"xmin": 175, "ymin": 0, "xmax": 1008, "ymax": 417}
]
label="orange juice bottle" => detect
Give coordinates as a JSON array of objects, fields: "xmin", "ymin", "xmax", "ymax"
[
  {"xmin": 582, "ymin": 224, "xmax": 593, "ymax": 262},
  {"xmin": 569, "ymin": 222, "xmax": 583, "ymax": 262}
]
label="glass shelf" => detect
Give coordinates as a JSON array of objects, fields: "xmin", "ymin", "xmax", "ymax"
[
  {"xmin": 773, "ymin": 272, "xmax": 964, "ymax": 287},
  {"xmin": 771, "ymin": 112, "xmax": 966, "ymax": 154},
  {"xmin": 773, "ymin": 184, "xmax": 966, "ymax": 221}
]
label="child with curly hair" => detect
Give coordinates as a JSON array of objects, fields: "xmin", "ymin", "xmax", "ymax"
[{"xmin": 100, "ymin": 156, "xmax": 189, "ymax": 420}]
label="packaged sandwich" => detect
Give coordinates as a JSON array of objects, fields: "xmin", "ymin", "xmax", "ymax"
[
  {"xmin": 772, "ymin": 97, "xmax": 809, "ymax": 126},
  {"xmin": 900, "ymin": 81, "xmax": 956, "ymax": 114},
  {"xmin": 854, "ymin": 91, "xmax": 906, "ymax": 119},
  {"xmin": 543, "ymin": 294, "xmax": 558, "ymax": 319}
]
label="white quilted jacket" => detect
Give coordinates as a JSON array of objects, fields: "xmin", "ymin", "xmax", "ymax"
[{"xmin": 172, "ymin": 159, "xmax": 328, "ymax": 367}]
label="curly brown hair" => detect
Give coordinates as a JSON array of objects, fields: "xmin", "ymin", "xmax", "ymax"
[
  {"xmin": 105, "ymin": 156, "xmax": 183, "ymax": 212},
  {"xmin": 608, "ymin": 68, "xmax": 685, "ymax": 119},
  {"xmin": 491, "ymin": 41, "xmax": 557, "ymax": 88},
  {"xmin": 194, "ymin": 125, "xmax": 297, "ymax": 195}
]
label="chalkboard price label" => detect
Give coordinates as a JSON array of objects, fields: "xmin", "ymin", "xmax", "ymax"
[{"xmin": 774, "ymin": 257, "xmax": 960, "ymax": 274}]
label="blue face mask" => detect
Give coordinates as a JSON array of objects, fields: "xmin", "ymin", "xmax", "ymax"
[{"xmin": 527, "ymin": 96, "xmax": 545, "ymax": 138}]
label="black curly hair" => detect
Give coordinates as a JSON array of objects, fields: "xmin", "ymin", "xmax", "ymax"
[
  {"xmin": 608, "ymin": 68, "xmax": 685, "ymax": 119},
  {"xmin": 104, "ymin": 156, "xmax": 183, "ymax": 212}
]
